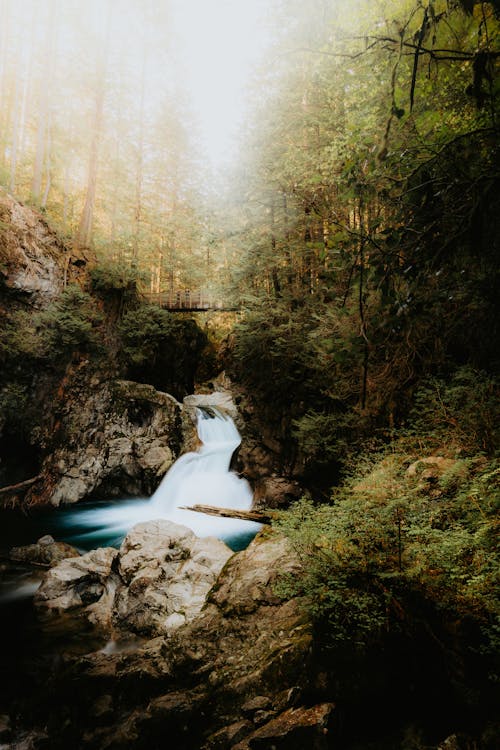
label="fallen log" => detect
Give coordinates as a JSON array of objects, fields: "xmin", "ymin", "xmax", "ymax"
[
  {"xmin": 179, "ymin": 504, "xmax": 273, "ymax": 525},
  {"xmin": 0, "ymin": 475, "xmax": 42, "ymax": 496}
]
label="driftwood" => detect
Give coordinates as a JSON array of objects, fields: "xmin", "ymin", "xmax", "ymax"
[
  {"xmin": 0, "ymin": 475, "xmax": 42, "ymax": 496},
  {"xmin": 179, "ymin": 504, "xmax": 273, "ymax": 525}
]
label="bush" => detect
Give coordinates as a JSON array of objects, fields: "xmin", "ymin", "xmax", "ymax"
[
  {"xmin": 409, "ymin": 367, "xmax": 499, "ymax": 454},
  {"xmin": 118, "ymin": 304, "xmax": 207, "ymax": 397},
  {"xmin": 35, "ymin": 285, "xmax": 104, "ymax": 362},
  {"xmin": 90, "ymin": 261, "xmax": 144, "ymax": 294},
  {"xmin": 274, "ymin": 451, "xmax": 500, "ymax": 659}
]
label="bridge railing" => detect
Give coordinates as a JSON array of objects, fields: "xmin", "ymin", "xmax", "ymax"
[{"xmin": 142, "ymin": 290, "xmax": 227, "ymax": 310}]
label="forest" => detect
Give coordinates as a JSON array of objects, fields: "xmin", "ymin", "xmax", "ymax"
[{"xmin": 0, "ymin": 1, "xmax": 499, "ymax": 749}]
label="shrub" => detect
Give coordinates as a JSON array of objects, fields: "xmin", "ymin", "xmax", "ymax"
[
  {"xmin": 409, "ymin": 367, "xmax": 499, "ymax": 454},
  {"xmin": 35, "ymin": 285, "xmax": 104, "ymax": 361},
  {"xmin": 90, "ymin": 261, "xmax": 144, "ymax": 294},
  {"xmin": 274, "ymin": 452, "xmax": 500, "ymax": 660},
  {"xmin": 118, "ymin": 304, "xmax": 207, "ymax": 397}
]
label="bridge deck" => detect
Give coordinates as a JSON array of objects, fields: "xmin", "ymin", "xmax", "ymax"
[{"xmin": 142, "ymin": 291, "xmax": 237, "ymax": 312}]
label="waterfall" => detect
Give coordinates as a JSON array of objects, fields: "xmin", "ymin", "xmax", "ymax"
[
  {"xmin": 61, "ymin": 407, "xmax": 261, "ymax": 550},
  {"xmin": 151, "ymin": 407, "xmax": 251, "ymax": 512}
]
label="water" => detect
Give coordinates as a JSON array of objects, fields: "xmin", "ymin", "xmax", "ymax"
[
  {"xmin": 0, "ymin": 407, "xmax": 259, "ymax": 607},
  {"xmin": 53, "ymin": 407, "xmax": 260, "ymax": 553}
]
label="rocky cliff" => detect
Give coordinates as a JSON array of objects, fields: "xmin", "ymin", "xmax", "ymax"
[{"xmin": 0, "ymin": 187, "xmax": 93, "ymax": 305}]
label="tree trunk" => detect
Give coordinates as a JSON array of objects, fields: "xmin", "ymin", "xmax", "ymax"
[
  {"xmin": 77, "ymin": 2, "xmax": 111, "ymax": 248},
  {"xmin": 31, "ymin": 0, "xmax": 56, "ymax": 203}
]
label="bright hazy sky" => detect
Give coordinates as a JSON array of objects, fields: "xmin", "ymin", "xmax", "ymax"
[{"xmin": 171, "ymin": 0, "xmax": 270, "ymax": 167}]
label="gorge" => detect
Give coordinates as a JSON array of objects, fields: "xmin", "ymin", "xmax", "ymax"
[{"xmin": 0, "ymin": 0, "xmax": 499, "ymax": 747}]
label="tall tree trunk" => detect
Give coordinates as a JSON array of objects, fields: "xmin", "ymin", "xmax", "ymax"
[
  {"xmin": 133, "ymin": 51, "xmax": 147, "ymax": 263},
  {"xmin": 0, "ymin": 0, "xmax": 11, "ymax": 168},
  {"xmin": 9, "ymin": 65, "xmax": 22, "ymax": 191},
  {"xmin": 31, "ymin": 0, "xmax": 56, "ymax": 203},
  {"xmin": 19, "ymin": 7, "xmax": 38, "ymax": 166},
  {"xmin": 77, "ymin": 3, "xmax": 111, "ymax": 248}
]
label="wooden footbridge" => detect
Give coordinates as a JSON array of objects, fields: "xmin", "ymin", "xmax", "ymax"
[{"xmin": 142, "ymin": 290, "xmax": 238, "ymax": 312}]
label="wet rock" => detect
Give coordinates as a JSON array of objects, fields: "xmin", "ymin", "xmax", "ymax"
[
  {"xmin": 232, "ymin": 703, "xmax": 335, "ymax": 750},
  {"xmin": 9, "ymin": 536, "xmax": 81, "ymax": 567}
]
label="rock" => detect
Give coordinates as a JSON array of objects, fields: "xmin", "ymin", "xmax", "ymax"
[
  {"xmin": 0, "ymin": 188, "xmax": 92, "ymax": 304},
  {"xmin": 232, "ymin": 703, "xmax": 335, "ymax": 750},
  {"xmin": 183, "ymin": 391, "xmax": 239, "ymax": 421},
  {"xmin": 113, "ymin": 520, "xmax": 233, "ymax": 636},
  {"xmin": 35, "ymin": 520, "xmax": 233, "ymax": 638},
  {"xmin": 205, "ymin": 720, "xmax": 254, "ymax": 749},
  {"xmin": 253, "ymin": 476, "xmax": 304, "ymax": 510},
  {"xmin": 2, "ymin": 730, "xmax": 49, "ymax": 749},
  {"xmin": 252, "ymin": 709, "xmax": 276, "ymax": 726},
  {"xmin": 34, "ymin": 547, "xmax": 119, "ymax": 630},
  {"xmin": 9, "ymin": 536, "xmax": 81, "ymax": 568},
  {"xmin": 437, "ymin": 735, "xmax": 468, "ymax": 750},
  {"xmin": 91, "ymin": 694, "xmax": 114, "ymax": 725},
  {"xmin": 406, "ymin": 456, "xmax": 457, "ymax": 479},
  {"xmin": 241, "ymin": 696, "xmax": 272, "ymax": 716},
  {"xmin": 0, "ymin": 713, "xmax": 11, "ymax": 742},
  {"xmin": 30, "ymin": 379, "xmax": 183, "ymax": 507},
  {"xmin": 24, "ymin": 531, "xmax": 313, "ymax": 749}
]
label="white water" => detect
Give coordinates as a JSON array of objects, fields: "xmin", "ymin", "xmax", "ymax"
[{"xmin": 64, "ymin": 408, "xmax": 261, "ymax": 548}]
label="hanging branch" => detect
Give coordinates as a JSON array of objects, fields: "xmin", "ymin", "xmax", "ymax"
[{"xmin": 410, "ymin": 6, "xmax": 429, "ymax": 112}]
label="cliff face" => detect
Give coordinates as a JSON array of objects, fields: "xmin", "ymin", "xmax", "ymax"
[
  {"xmin": 0, "ymin": 190, "xmax": 186, "ymax": 505},
  {"xmin": 0, "ymin": 187, "xmax": 93, "ymax": 305}
]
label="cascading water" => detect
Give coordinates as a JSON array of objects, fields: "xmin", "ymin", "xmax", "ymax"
[{"xmin": 59, "ymin": 407, "xmax": 261, "ymax": 551}]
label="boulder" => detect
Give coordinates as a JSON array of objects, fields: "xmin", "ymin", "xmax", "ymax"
[
  {"xmin": 9, "ymin": 535, "xmax": 81, "ymax": 568},
  {"xmin": 34, "ymin": 546, "xmax": 119, "ymax": 630},
  {"xmin": 30, "ymin": 379, "xmax": 183, "ymax": 507},
  {"xmin": 39, "ymin": 530, "xmax": 312, "ymax": 749},
  {"xmin": 35, "ymin": 520, "xmax": 234, "ymax": 638},
  {"xmin": 113, "ymin": 520, "xmax": 233, "ymax": 636}
]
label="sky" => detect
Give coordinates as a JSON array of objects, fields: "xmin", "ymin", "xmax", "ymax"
[{"xmin": 171, "ymin": 0, "xmax": 271, "ymax": 167}]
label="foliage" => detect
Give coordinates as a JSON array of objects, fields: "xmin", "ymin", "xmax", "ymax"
[
  {"xmin": 274, "ymin": 447, "xmax": 500, "ymax": 660},
  {"xmin": 34, "ymin": 285, "xmax": 104, "ymax": 362},
  {"xmin": 226, "ymin": 0, "xmax": 500, "ymax": 485},
  {"xmin": 409, "ymin": 367, "xmax": 500, "ymax": 454},
  {"xmin": 0, "ymin": 382, "xmax": 31, "ymax": 437},
  {"xmin": 90, "ymin": 262, "xmax": 144, "ymax": 295},
  {"xmin": 118, "ymin": 304, "xmax": 208, "ymax": 397},
  {"xmin": 0, "ymin": 285, "xmax": 103, "ymax": 370}
]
